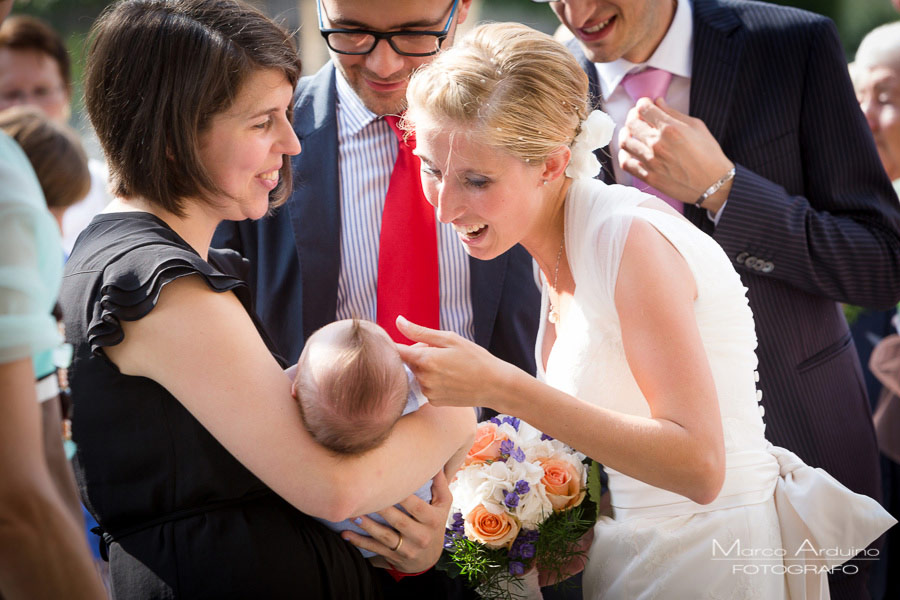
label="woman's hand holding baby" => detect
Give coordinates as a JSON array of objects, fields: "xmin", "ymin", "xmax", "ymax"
[{"xmin": 342, "ymin": 471, "xmax": 454, "ymax": 573}]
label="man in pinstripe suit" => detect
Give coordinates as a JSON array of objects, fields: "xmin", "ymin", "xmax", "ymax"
[
  {"xmin": 538, "ymin": 0, "xmax": 900, "ymax": 597},
  {"xmin": 213, "ymin": 1, "xmax": 540, "ymax": 598}
]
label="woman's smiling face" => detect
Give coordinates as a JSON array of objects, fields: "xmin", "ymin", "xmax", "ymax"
[
  {"xmin": 197, "ymin": 68, "xmax": 301, "ymax": 221},
  {"xmin": 412, "ymin": 113, "xmax": 548, "ymax": 260}
]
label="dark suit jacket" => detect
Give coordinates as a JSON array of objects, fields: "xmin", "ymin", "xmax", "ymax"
[
  {"xmin": 570, "ymin": 0, "xmax": 900, "ymax": 500},
  {"xmin": 213, "ymin": 63, "xmax": 540, "ymax": 377}
]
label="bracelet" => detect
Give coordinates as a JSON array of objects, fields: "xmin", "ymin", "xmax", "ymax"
[
  {"xmin": 695, "ymin": 167, "xmax": 735, "ymax": 208},
  {"xmin": 385, "ymin": 563, "xmax": 431, "ymax": 582}
]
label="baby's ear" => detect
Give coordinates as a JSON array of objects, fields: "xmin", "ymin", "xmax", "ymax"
[{"xmin": 287, "ymin": 371, "xmax": 300, "ymax": 400}]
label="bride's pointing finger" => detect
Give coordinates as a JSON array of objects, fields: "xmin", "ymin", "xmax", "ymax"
[{"xmin": 396, "ymin": 315, "xmax": 456, "ymax": 346}]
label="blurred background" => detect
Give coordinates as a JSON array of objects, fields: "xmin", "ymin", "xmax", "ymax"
[{"xmin": 9, "ymin": 0, "xmax": 900, "ymax": 160}]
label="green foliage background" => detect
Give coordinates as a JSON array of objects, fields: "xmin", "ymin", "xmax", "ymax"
[
  {"xmin": 10, "ymin": 0, "xmax": 899, "ymax": 131},
  {"xmin": 15, "ymin": 0, "xmax": 900, "ymax": 63}
]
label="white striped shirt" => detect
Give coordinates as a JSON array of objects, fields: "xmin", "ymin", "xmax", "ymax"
[{"xmin": 334, "ymin": 70, "xmax": 475, "ymax": 340}]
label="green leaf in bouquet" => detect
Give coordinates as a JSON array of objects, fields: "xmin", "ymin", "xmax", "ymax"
[
  {"xmin": 436, "ymin": 548, "xmax": 463, "ymax": 579},
  {"xmin": 440, "ymin": 536, "xmax": 505, "ymax": 585},
  {"xmin": 535, "ymin": 499, "xmax": 597, "ymax": 591},
  {"xmin": 586, "ymin": 459, "xmax": 604, "ymax": 507}
]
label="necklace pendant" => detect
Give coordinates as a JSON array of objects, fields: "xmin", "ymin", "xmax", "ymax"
[{"xmin": 548, "ymin": 306, "xmax": 560, "ymax": 324}]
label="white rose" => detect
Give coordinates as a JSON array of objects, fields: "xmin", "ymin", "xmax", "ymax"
[
  {"xmin": 525, "ymin": 439, "xmax": 586, "ymax": 465},
  {"xmin": 565, "ymin": 109, "xmax": 616, "ymax": 180}
]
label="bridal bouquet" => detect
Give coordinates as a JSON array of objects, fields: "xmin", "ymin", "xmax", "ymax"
[{"xmin": 439, "ymin": 415, "xmax": 599, "ymax": 600}]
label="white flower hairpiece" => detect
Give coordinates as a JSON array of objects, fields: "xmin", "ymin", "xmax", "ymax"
[{"xmin": 565, "ymin": 109, "xmax": 615, "ymax": 180}]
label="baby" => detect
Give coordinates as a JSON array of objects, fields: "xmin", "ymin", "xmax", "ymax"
[{"xmin": 292, "ymin": 318, "xmax": 432, "ymax": 557}]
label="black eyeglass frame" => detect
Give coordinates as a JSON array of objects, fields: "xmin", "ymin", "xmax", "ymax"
[{"xmin": 316, "ymin": 0, "xmax": 459, "ymax": 57}]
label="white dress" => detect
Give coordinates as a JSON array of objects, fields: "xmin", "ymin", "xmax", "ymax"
[{"xmin": 536, "ymin": 178, "xmax": 895, "ymax": 600}]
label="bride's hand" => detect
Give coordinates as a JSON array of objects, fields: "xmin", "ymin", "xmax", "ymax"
[{"xmin": 395, "ymin": 316, "xmax": 520, "ymax": 411}]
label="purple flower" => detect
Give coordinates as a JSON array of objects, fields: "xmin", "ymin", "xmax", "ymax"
[
  {"xmin": 509, "ymin": 561, "xmax": 525, "ymax": 576},
  {"xmin": 443, "ymin": 533, "xmax": 456, "ymax": 549},
  {"xmin": 520, "ymin": 530, "xmax": 540, "ymax": 543},
  {"xmin": 449, "ymin": 512, "xmax": 465, "ymax": 534},
  {"xmin": 490, "ymin": 417, "xmax": 502, "ymax": 426},
  {"xmin": 502, "ymin": 416, "xmax": 521, "ymax": 431},
  {"xmin": 540, "ymin": 433, "xmax": 554, "ymax": 441},
  {"xmin": 511, "ymin": 447, "xmax": 526, "ymax": 463},
  {"xmin": 504, "ymin": 491, "xmax": 520, "ymax": 509},
  {"xmin": 500, "ymin": 439, "xmax": 515, "ymax": 455},
  {"xmin": 515, "ymin": 480, "xmax": 530, "ymax": 495},
  {"xmin": 519, "ymin": 543, "xmax": 535, "ymax": 559}
]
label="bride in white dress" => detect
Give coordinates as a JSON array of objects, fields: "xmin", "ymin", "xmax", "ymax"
[{"xmin": 396, "ymin": 22, "xmax": 895, "ymax": 600}]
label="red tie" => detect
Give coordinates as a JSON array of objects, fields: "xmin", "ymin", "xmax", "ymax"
[
  {"xmin": 376, "ymin": 115, "xmax": 440, "ymax": 344},
  {"xmin": 620, "ymin": 68, "xmax": 683, "ymax": 213}
]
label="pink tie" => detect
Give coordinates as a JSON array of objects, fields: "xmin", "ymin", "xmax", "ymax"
[{"xmin": 620, "ymin": 68, "xmax": 682, "ymax": 213}]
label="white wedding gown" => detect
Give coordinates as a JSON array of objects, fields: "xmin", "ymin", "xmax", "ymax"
[{"xmin": 536, "ymin": 178, "xmax": 895, "ymax": 600}]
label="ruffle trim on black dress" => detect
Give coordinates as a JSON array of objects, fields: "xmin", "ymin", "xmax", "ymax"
[{"xmin": 87, "ymin": 246, "xmax": 248, "ymax": 356}]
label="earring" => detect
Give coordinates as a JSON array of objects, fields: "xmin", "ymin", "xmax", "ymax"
[{"xmin": 542, "ymin": 180, "xmax": 549, "ymax": 186}]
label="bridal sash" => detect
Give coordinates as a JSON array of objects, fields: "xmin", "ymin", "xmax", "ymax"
[
  {"xmin": 770, "ymin": 445, "xmax": 896, "ymax": 599},
  {"xmin": 607, "ymin": 444, "xmax": 895, "ymax": 599}
]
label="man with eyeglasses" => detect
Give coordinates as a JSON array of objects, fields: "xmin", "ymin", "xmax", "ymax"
[
  {"xmin": 533, "ymin": 0, "xmax": 900, "ymax": 598},
  {"xmin": 213, "ymin": 2, "xmax": 540, "ymax": 597}
]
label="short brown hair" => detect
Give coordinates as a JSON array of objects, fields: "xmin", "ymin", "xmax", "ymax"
[
  {"xmin": 0, "ymin": 15, "xmax": 72, "ymax": 96},
  {"xmin": 294, "ymin": 319, "xmax": 409, "ymax": 455},
  {"xmin": 84, "ymin": 0, "xmax": 301, "ymax": 216},
  {"xmin": 0, "ymin": 106, "xmax": 89, "ymax": 210}
]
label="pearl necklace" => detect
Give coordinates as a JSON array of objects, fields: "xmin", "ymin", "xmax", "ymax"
[{"xmin": 547, "ymin": 240, "xmax": 564, "ymax": 324}]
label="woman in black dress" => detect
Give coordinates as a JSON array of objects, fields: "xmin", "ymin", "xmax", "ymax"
[{"xmin": 59, "ymin": 1, "xmax": 474, "ymax": 598}]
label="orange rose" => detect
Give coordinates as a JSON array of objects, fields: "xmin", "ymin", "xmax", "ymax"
[
  {"xmin": 464, "ymin": 504, "xmax": 521, "ymax": 549},
  {"xmin": 464, "ymin": 422, "xmax": 509, "ymax": 466},
  {"xmin": 539, "ymin": 458, "xmax": 586, "ymax": 511}
]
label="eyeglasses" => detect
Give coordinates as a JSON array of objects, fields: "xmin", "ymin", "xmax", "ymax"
[{"xmin": 317, "ymin": 0, "xmax": 459, "ymax": 57}]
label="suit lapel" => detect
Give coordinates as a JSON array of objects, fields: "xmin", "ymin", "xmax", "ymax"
[
  {"xmin": 287, "ymin": 65, "xmax": 342, "ymax": 341},
  {"xmin": 686, "ymin": 0, "xmax": 743, "ymax": 231}
]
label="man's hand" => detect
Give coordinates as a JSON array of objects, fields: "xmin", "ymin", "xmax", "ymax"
[
  {"xmin": 618, "ymin": 98, "xmax": 734, "ymax": 214},
  {"xmin": 342, "ymin": 471, "xmax": 453, "ymax": 573}
]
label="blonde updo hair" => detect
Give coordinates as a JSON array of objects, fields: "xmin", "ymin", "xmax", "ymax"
[{"xmin": 404, "ymin": 22, "xmax": 590, "ymax": 164}]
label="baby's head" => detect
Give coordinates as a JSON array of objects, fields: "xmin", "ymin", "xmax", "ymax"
[{"xmin": 293, "ymin": 319, "xmax": 409, "ymax": 455}]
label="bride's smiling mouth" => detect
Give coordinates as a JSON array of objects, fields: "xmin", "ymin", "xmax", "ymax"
[{"xmin": 453, "ymin": 222, "xmax": 488, "ymax": 243}]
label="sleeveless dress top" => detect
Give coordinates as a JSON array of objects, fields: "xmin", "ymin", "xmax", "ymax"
[
  {"xmin": 60, "ymin": 212, "xmax": 379, "ymax": 599},
  {"xmin": 536, "ymin": 178, "xmax": 895, "ymax": 600}
]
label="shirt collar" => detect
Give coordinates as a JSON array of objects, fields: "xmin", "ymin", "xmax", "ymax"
[
  {"xmin": 335, "ymin": 67, "xmax": 381, "ymax": 136},
  {"xmin": 595, "ymin": 0, "xmax": 694, "ymax": 100}
]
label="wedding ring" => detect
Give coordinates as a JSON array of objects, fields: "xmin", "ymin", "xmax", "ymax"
[{"xmin": 392, "ymin": 534, "xmax": 403, "ymax": 553}]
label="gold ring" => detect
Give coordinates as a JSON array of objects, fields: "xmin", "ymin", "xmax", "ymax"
[{"xmin": 392, "ymin": 534, "xmax": 403, "ymax": 553}]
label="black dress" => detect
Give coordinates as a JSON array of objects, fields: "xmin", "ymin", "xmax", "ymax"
[{"xmin": 60, "ymin": 212, "xmax": 380, "ymax": 599}]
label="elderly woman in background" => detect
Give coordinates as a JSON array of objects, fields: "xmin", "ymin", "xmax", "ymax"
[
  {"xmin": 855, "ymin": 21, "xmax": 900, "ymax": 197},
  {"xmin": 853, "ymin": 19, "xmax": 900, "ymax": 600}
]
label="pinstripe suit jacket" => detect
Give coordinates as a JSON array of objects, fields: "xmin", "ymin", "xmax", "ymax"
[
  {"xmin": 213, "ymin": 63, "xmax": 540, "ymax": 376},
  {"xmin": 571, "ymin": 0, "xmax": 900, "ymax": 499}
]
